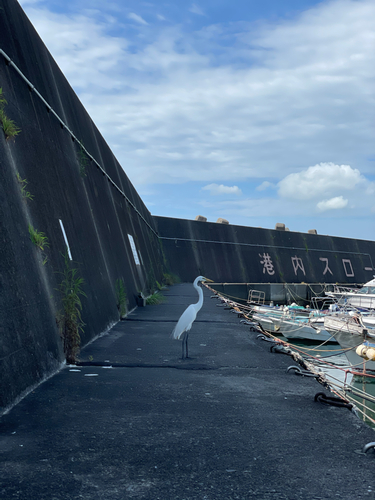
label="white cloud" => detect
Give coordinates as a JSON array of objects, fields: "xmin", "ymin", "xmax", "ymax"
[
  {"xmin": 256, "ymin": 181, "xmax": 276, "ymax": 191},
  {"xmin": 202, "ymin": 184, "xmax": 242, "ymax": 196},
  {"xmin": 18, "ymin": 0, "xmax": 375, "ymax": 239},
  {"xmin": 189, "ymin": 3, "xmax": 205, "ymax": 16},
  {"xmin": 317, "ymin": 196, "xmax": 348, "ymax": 211},
  {"xmin": 127, "ymin": 13, "xmax": 148, "ymax": 25},
  {"xmin": 18, "ymin": 8, "xmax": 128, "ymax": 90},
  {"xmin": 20, "ymin": 1, "xmax": 375, "ymax": 187},
  {"xmin": 278, "ymin": 163, "xmax": 364, "ymax": 200}
]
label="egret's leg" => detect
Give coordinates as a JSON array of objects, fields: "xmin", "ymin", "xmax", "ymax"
[
  {"xmin": 185, "ymin": 333, "xmax": 189, "ymax": 359},
  {"xmin": 181, "ymin": 338, "xmax": 185, "ymax": 359}
]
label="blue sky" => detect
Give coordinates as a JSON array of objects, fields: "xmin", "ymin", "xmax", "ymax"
[{"xmin": 18, "ymin": 0, "xmax": 375, "ymax": 240}]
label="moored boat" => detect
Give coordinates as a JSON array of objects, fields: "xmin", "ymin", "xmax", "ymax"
[
  {"xmin": 252, "ymin": 313, "xmax": 282, "ymax": 334},
  {"xmin": 323, "ymin": 313, "xmax": 375, "ymax": 372},
  {"xmin": 253, "ymin": 311, "xmax": 336, "ymax": 342},
  {"xmin": 323, "ymin": 313, "xmax": 366, "ymax": 336},
  {"xmin": 279, "ymin": 317, "xmax": 335, "ymax": 342},
  {"xmin": 325, "ymin": 278, "xmax": 375, "ymax": 310}
]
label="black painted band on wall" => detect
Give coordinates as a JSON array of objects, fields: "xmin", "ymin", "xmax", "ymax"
[{"xmin": 154, "ymin": 216, "xmax": 375, "ymax": 285}]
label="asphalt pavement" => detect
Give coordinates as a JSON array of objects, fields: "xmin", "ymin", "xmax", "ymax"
[{"xmin": 1, "ymin": 283, "xmax": 375, "ymax": 500}]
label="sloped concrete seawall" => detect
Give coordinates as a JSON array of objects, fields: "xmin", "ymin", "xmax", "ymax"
[
  {"xmin": 0, "ymin": 0, "xmax": 164, "ymax": 411},
  {"xmin": 154, "ymin": 215, "xmax": 375, "ymax": 285}
]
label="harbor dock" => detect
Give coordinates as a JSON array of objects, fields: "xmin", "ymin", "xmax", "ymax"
[{"xmin": 1, "ymin": 283, "xmax": 375, "ymax": 500}]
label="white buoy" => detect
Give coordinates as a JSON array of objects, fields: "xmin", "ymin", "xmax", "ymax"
[
  {"xmin": 356, "ymin": 345, "xmax": 369, "ymax": 360},
  {"xmin": 365, "ymin": 348, "xmax": 375, "ymax": 361}
]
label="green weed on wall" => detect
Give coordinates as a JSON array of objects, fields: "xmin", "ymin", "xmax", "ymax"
[
  {"xmin": 56, "ymin": 252, "xmax": 86, "ymax": 364},
  {"xmin": 17, "ymin": 173, "xmax": 34, "ymax": 201},
  {"xmin": 0, "ymin": 87, "xmax": 21, "ymax": 140},
  {"xmin": 115, "ymin": 278, "xmax": 127, "ymax": 318}
]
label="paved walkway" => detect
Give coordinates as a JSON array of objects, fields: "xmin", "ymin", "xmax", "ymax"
[{"xmin": 1, "ymin": 283, "xmax": 375, "ymax": 500}]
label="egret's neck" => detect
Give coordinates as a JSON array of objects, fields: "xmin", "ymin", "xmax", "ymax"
[{"xmin": 194, "ymin": 281, "xmax": 204, "ymax": 311}]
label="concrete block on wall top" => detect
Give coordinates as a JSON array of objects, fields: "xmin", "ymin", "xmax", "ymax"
[
  {"xmin": 195, "ymin": 215, "xmax": 207, "ymax": 222},
  {"xmin": 308, "ymin": 229, "xmax": 318, "ymax": 234},
  {"xmin": 216, "ymin": 218, "xmax": 229, "ymax": 224},
  {"xmin": 275, "ymin": 222, "xmax": 285, "ymax": 231}
]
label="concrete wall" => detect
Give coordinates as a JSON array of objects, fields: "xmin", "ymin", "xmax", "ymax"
[
  {"xmin": 154, "ymin": 216, "xmax": 375, "ymax": 285},
  {"xmin": 0, "ymin": 0, "xmax": 164, "ymax": 411}
]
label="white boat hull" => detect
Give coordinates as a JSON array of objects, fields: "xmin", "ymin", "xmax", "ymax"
[
  {"xmin": 324, "ymin": 316, "xmax": 375, "ymax": 372},
  {"xmin": 348, "ymin": 295, "xmax": 375, "ymax": 309},
  {"xmin": 252, "ymin": 313, "xmax": 281, "ymax": 334},
  {"xmin": 326, "ymin": 280, "xmax": 375, "ymax": 310},
  {"xmin": 324, "ymin": 315, "xmax": 366, "ymax": 336},
  {"xmin": 277, "ymin": 318, "xmax": 335, "ymax": 342},
  {"xmin": 253, "ymin": 314, "xmax": 336, "ymax": 342}
]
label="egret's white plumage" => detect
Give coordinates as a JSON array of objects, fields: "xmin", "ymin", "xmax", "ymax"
[{"xmin": 172, "ymin": 275, "xmax": 207, "ymax": 359}]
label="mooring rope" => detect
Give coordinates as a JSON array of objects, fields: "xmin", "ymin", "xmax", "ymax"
[
  {"xmin": 207, "ymin": 285, "xmax": 375, "ymax": 379},
  {"xmin": 213, "ymin": 285, "xmax": 375, "ymax": 426}
]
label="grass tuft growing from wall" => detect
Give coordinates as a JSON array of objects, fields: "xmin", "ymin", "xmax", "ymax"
[
  {"xmin": 0, "ymin": 88, "xmax": 21, "ymax": 140},
  {"xmin": 56, "ymin": 252, "xmax": 86, "ymax": 364},
  {"xmin": 28, "ymin": 224, "xmax": 49, "ymax": 251},
  {"xmin": 115, "ymin": 278, "xmax": 127, "ymax": 318},
  {"xmin": 17, "ymin": 173, "xmax": 34, "ymax": 201},
  {"xmin": 77, "ymin": 142, "xmax": 89, "ymax": 178},
  {"xmin": 146, "ymin": 292, "xmax": 166, "ymax": 305},
  {"xmin": 163, "ymin": 272, "xmax": 180, "ymax": 286}
]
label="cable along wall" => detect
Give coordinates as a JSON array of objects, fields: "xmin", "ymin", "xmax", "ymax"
[{"xmin": 0, "ymin": 47, "xmax": 158, "ymax": 238}]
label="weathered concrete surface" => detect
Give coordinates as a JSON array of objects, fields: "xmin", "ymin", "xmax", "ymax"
[
  {"xmin": 1, "ymin": 284, "xmax": 375, "ymax": 500},
  {"xmin": 154, "ymin": 215, "xmax": 375, "ymax": 284},
  {"xmin": 0, "ymin": 0, "xmax": 164, "ymax": 410}
]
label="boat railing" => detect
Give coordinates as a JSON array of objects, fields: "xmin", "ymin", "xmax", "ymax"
[
  {"xmin": 247, "ymin": 289, "xmax": 265, "ymax": 305},
  {"xmin": 332, "ymin": 284, "xmax": 361, "ymax": 294},
  {"xmin": 311, "ymin": 296, "xmax": 337, "ymax": 312}
]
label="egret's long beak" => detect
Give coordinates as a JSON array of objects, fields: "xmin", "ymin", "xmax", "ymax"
[{"xmin": 203, "ymin": 277, "xmax": 214, "ymax": 283}]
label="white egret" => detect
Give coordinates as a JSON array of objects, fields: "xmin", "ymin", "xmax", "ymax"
[{"xmin": 172, "ymin": 276, "xmax": 211, "ymax": 359}]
